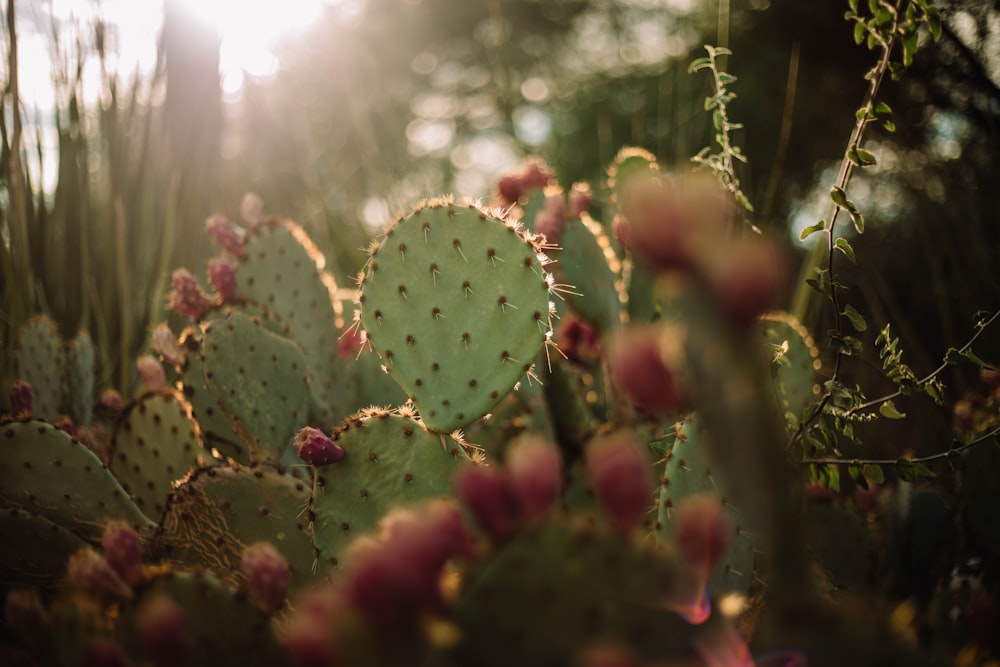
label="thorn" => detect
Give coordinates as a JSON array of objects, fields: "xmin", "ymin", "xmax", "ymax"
[
  {"xmin": 432, "ymin": 307, "xmax": 443, "ymax": 320},
  {"xmin": 399, "ymin": 242, "xmax": 406, "ymax": 260},
  {"xmin": 398, "ymin": 285, "xmax": 408, "ymax": 300},
  {"xmin": 498, "ymin": 296, "xmax": 517, "ymax": 313},
  {"xmin": 453, "ymin": 239, "xmax": 468, "ymax": 262},
  {"xmin": 487, "ymin": 248, "xmax": 504, "ymax": 267},
  {"xmin": 463, "ymin": 280, "xmax": 473, "ymax": 298},
  {"xmin": 422, "ymin": 221, "xmax": 431, "ymax": 243},
  {"xmin": 461, "ymin": 332, "xmax": 470, "ymax": 350},
  {"xmin": 430, "ymin": 263, "xmax": 439, "ymax": 286},
  {"xmin": 501, "ymin": 350, "xmax": 519, "ymax": 364}
]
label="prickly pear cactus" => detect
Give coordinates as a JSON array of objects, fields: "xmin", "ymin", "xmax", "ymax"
[
  {"xmin": 309, "ymin": 408, "xmax": 474, "ymax": 570},
  {"xmin": 158, "ymin": 462, "xmax": 319, "ymax": 592},
  {"xmin": 0, "ymin": 420, "xmax": 155, "ymax": 541},
  {"xmin": 109, "ymin": 390, "xmax": 204, "ymax": 519},
  {"xmin": 0, "ymin": 507, "xmax": 87, "ymax": 592},
  {"xmin": 548, "ymin": 214, "xmax": 624, "ymax": 335},
  {"xmin": 16, "ymin": 315, "xmax": 64, "ymax": 421},
  {"xmin": 201, "ymin": 311, "xmax": 311, "ymax": 460},
  {"xmin": 236, "ymin": 219, "xmax": 345, "ymax": 426},
  {"xmin": 760, "ymin": 311, "xmax": 821, "ymax": 422},
  {"xmin": 66, "ymin": 330, "xmax": 96, "ymax": 426},
  {"xmin": 358, "ymin": 199, "xmax": 554, "ymax": 433},
  {"xmin": 657, "ymin": 416, "xmax": 757, "ymax": 598}
]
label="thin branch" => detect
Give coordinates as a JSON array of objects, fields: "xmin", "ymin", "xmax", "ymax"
[{"xmin": 802, "ymin": 422, "xmax": 1000, "ymax": 467}]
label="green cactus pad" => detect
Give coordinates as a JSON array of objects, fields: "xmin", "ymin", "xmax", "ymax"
[
  {"xmin": 608, "ymin": 146, "xmax": 659, "ymax": 203},
  {"xmin": 177, "ymin": 327, "xmax": 251, "ymax": 463},
  {"xmin": 359, "ymin": 200, "xmax": 553, "ymax": 433},
  {"xmin": 550, "ymin": 214, "xmax": 624, "ymax": 335},
  {"xmin": 158, "ymin": 463, "xmax": 319, "ymax": 592},
  {"xmin": 760, "ymin": 312, "xmax": 821, "ymax": 421},
  {"xmin": 237, "ymin": 219, "xmax": 343, "ymax": 426},
  {"xmin": 0, "ymin": 420, "xmax": 155, "ymax": 541},
  {"xmin": 116, "ymin": 569, "xmax": 287, "ymax": 667},
  {"xmin": 450, "ymin": 517, "xmax": 723, "ymax": 666},
  {"xmin": 201, "ymin": 311, "xmax": 310, "ymax": 461},
  {"xmin": 309, "ymin": 408, "xmax": 473, "ymax": 571},
  {"xmin": 16, "ymin": 315, "xmax": 65, "ymax": 421},
  {"xmin": 66, "ymin": 330, "xmax": 96, "ymax": 426},
  {"xmin": 110, "ymin": 391, "xmax": 204, "ymax": 520},
  {"xmin": 0, "ymin": 506, "xmax": 88, "ymax": 592},
  {"xmin": 657, "ymin": 416, "xmax": 757, "ymax": 599}
]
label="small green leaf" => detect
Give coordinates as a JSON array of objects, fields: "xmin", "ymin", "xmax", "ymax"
[
  {"xmin": 883, "ymin": 119, "xmax": 896, "ymax": 132},
  {"xmin": 944, "ymin": 347, "xmax": 965, "ymax": 365},
  {"xmin": 800, "ymin": 220, "xmax": 826, "ymax": 241},
  {"xmin": 894, "ymin": 458, "xmax": 916, "ymax": 483},
  {"xmin": 718, "ymin": 72, "xmax": 737, "ymax": 85},
  {"xmin": 849, "ymin": 208, "xmax": 865, "ymax": 234},
  {"xmin": 853, "ymin": 20, "xmax": 866, "ymax": 45},
  {"xmin": 863, "ymin": 464, "xmax": 884, "ymax": 484},
  {"xmin": 704, "ymin": 96, "xmax": 719, "ymax": 111},
  {"xmin": 855, "ymin": 147, "xmax": 877, "ymax": 165},
  {"xmin": 688, "ymin": 57, "xmax": 712, "ymax": 73},
  {"xmin": 879, "ymin": 400, "xmax": 906, "ymax": 419},
  {"xmin": 848, "ymin": 461, "xmax": 869, "ymax": 490},
  {"xmin": 830, "ymin": 186, "xmax": 850, "ymax": 209},
  {"xmin": 849, "ymin": 0, "xmax": 859, "ymax": 13},
  {"xmin": 835, "ymin": 237, "xmax": 857, "ymax": 265},
  {"xmin": 874, "ymin": 101, "xmax": 892, "ymax": 116},
  {"xmin": 843, "ymin": 304, "xmax": 868, "ymax": 332},
  {"xmin": 928, "ymin": 10, "xmax": 942, "ymax": 41}
]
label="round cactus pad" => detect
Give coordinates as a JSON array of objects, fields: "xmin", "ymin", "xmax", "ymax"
[{"xmin": 359, "ymin": 200, "xmax": 552, "ymax": 433}]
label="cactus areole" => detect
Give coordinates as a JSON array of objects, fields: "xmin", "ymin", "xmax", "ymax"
[{"xmin": 357, "ymin": 200, "xmax": 555, "ymax": 433}]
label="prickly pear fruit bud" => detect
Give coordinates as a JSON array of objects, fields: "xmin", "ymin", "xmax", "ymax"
[
  {"xmin": 557, "ymin": 315, "xmax": 600, "ymax": 365},
  {"xmin": 569, "ymin": 183, "xmax": 593, "ymax": 218},
  {"xmin": 166, "ymin": 269, "xmax": 214, "ymax": 320},
  {"xmin": 505, "ymin": 437, "xmax": 562, "ymax": 522},
  {"xmin": 102, "ymin": 521, "xmax": 143, "ymax": 586},
  {"xmin": 337, "ymin": 327, "xmax": 363, "ymax": 361},
  {"xmin": 67, "ymin": 548, "xmax": 132, "ymax": 604},
  {"xmin": 82, "ymin": 639, "xmax": 132, "ymax": 667},
  {"xmin": 242, "ymin": 542, "xmax": 292, "ymax": 614},
  {"xmin": 674, "ymin": 494, "xmax": 730, "ymax": 578},
  {"xmin": 294, "ymin": 427, "xmax": 345, "ymax": 465},
  {"xmin": 205, "ymin": 214, "xmax": 247, "ymax": 259},
  {"xmin": 136, "ymin": 355, "xmax": 167, "ymax": 392},
  {"xmin": 207, "ymin": 256, "xmax": 239, "ymax": 301},
  {"xmin": 99, "ymin": 388, "xmax": 123, "ymax": 417},
  {"xmin": 151, "ymin": 323, "xmax": 185, "ymax": 367},
  {"xmin": 55, "ymin": 415, "xmax": 79, "ymax": 438},
  {"xmin": 706, "ymin": 237, "xmax": 787, "ymax": 328},
  {"xmin": 240, "ymin": 192, "xmax": 265, "ymax": 226},
  {"xmin": 497, "ymin": 175, "xmax": 525, "ymax": 206},
  {"xmin": 455, "ymin": 464, "xmax": 518, "ymax": 540},
  {"xmin": 136, "ymin": 594, "xmax": 189, "ymax": 667},
  {"xmin": 4, "ymin": 589, "xmax": 48, "ymax": 647},
  {"xmin": 535, "ymin": 210, "xmax": 564, "ymax": 245},
  {"xmin": 9, "ymin": 379, "xmax": 33, "ymax": 415},
  {"xmin": 522, "ymin": 159, "xmax": 553, "ymax": 190},
  {"xmin": 585, "ymin": 432, "xmax": 654, "ymax": 534},
  {"xmin": 608, "ymin": 327, "xmax": 685, "ymax": 417}
]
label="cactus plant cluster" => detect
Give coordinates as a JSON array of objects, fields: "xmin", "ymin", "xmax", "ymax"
[{"xmin": 1, "ymin": 143, "xmax": 994, "ymax": 667}]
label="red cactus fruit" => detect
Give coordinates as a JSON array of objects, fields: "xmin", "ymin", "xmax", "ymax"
[
  {"xmin": 569, "ymin": 182, "xmax": 593, "ymax": 218},
  {"xmin": 242, "ymin": 542, "xmax": 292, "ymax": 614},
  {"xmin": 205, "ymin": 214, "xmax": 248, "ymax": 259},
  {"xmin": 534, "ymin": 210, "xmax": 565, "ymax": 245},
  {"xmin": 706, "ymin": 237, "xmax": 788, "ymax": 328},
  {"xmin": 4, "ymin": 589, "xmax": 48, "ymax": 648},
  {"xmin": 505, "ymin": 436, "xmax": 562, "ymax": 522},
  {"xmin": 497, "ymin": 175, "xmax": 525, "ymax": 206},
  {"xmin": 166, "ymin": 269, "xmax": 214, "ymax": 320},
  {"xmin": 102, "ymin": 521, "xmax": 143, "ymax": 586},
  {"xmin": 151, "ymin": 323, "xmax": 185, "ymax": 367},
  {"xmin": 67, "ymin": 548, "xmax": 132, "ymax": 604},
  {"xmin": 585, "ymin": 432, "xmax": 655, "ymax": 534},
  {"xmin": 294, "ymin": 427, "xmax": 345, "ymax": 465},
  {"xmin": 522, "ymin": 159, "xmax": 553, "ymax": 190},
  {"xmin": 99, "ymin": 388, "xmax": 123, "ymax": 413},
  {"xmin": 207, "ymin": 256, "xmax": 239, "ymax": 301},
  {"xmin": 136, "ymin": 355, "xmax": 167, "ymax": 392},
  {"xmin": 557, "ymin": 314, "xmax": 600, "ymax": 365},
  {"xmin": 55, "ymin": 415, "xmax": 79, "ymax": 438},
  {"xmin": 9, "ymin": 379, "xmax": 33, "ymax": 415},
  {"xmin": 337, "ymin": 328, "xmax": 363, "ymax": 361},
  {"xmin": 135, "ymin": 594, "xmax": 189, "ymax": 667},
  {"xmin": 454, "ymin": 464, "xmax": 519, "ymax": 540},
  {"xmin": 674, "ymin": 494, "xmax": 731, "ymax": 578},
  {"xmin": 608, "ymin": 327, "xmax": 686, "ymax": 418}
]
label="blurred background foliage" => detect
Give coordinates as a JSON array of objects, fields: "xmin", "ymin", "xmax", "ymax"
[{"xmin": 1, "ymin": 0, "xmax": 999, "ymax": 422}]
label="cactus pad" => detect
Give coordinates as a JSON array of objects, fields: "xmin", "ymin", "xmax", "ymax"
[
  {"xmin": 66, "ymin": 330, "xmax": 96, "ymax": 426},
  {"xmin": 110, "ymin": 391, "xmax": 204, "ymax": 520},
  {"xmin": 760, "ymin": 312, "xmax": 821, "ymax": 421},
  {"xmin": 0, "ymin": 420, "xmax": 154, "ymax": 541},
  {"xmin": 0, "ymin": 506, "xmax": 88, "ymax": 591},
  {"xmin": 309, "ymin": 408, "xmax": 473, "ymax": 571},
  {"xmin": 201, "ymin": 311, "xmax": 310, "ymax": 461},
  {"xmin": 550, "ymin": 214, "xmax": 623, "ymax": 335},
  {"xmin": 358, "ymin": 200, "xmax": 553, "ymax": 432},
  {"xmin": 16, "ymin": 315, "xmax": 64, "ymax": 421}
]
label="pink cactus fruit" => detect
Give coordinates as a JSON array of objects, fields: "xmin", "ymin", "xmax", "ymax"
[
  {"xmin": 454, "ymin": 464, "xmax": 519, "ymax": 540},
  {"xmin": 241, "ymin": 192, "xmax": 265, "ymax": 225},
  {"xmin": 102, "ymin": 521, "xmax": 143, "ymax": 586},
  {"xmin": 242, "ymin": 542, "xmax": 292, "ymax": 614},
  {"xmin": 205, "ymin": 214, "xmax": 248, "ymax": 259},
  {"xmin": 82, "ymin": 639, "xmax": 132, "ymax": 667},
  {"xmin": 294, "ymin": 427, "xmax": 345, "ymax": 465},
  {"xmin": 151, "ymin": 323, "xmax": 185, "ymax": 367},
  {"xmin": 136, "ymin": 355, "xmax": 167, "ymax": 392},
  {"xmin": 557, "ymin": 314, "xmax": 600, "ymax": 365},
  {"xmin": 337, "ymin": 327, "xmax": 363, "ymax": 361},
  {"xmin": 568, "ymin": 182, "xmax": 593, "ymax": 218},
  {"xmin": 534, "ymin": 210, "xmax": 565, "ymax": 245},
  {"xmin": 584, "ymin": 432, "xmax": 655, "ymax": 534},
  {"xmin": 135, "ymin": 594, "xmax": 190, "ymax": 667},
  {"xmin": 706, "ymin": 237, "xmax": 788, "ymax": 328},
  {"xmin": 9, "ymin": 379, "xmax": 33, "ymax": 415},
  {"xmin": 522, "ymin": 159, "xmax": 553, "ymax": 190},
  {"xmin": 674, "ymin": 494, "xmax": 731, "ymax": 579},
  {"xmin": 608, "ymin": 327, "xmax": 686, "ymax": 418},
  {"xmin": 166, "ymin": 269, "xmax": 214, "ymax": 320},
  {"xmin": 505, "ymin": 436, "xmax": 562, "ymax": 522},
  {"xmin": 497, "ymin": 175, "xmax": 525, "ymax": 206},
  {"xmin": 207, "ymin": 256, "xmax": 239, "ymax": 301},
  {"xmin": 99, "ymin": 388, "xmax": 123, "ymax": 412},
  {"xmin": 55, "ymin": 415, "xmax": 79, "ymax": 438},
  {"xmin": 67, "ymin": 548, "xmax": 132, "ymax": 604},
  {"xmin": 4, "ymin": 588, "xmax": 49, "ymax": 648}
]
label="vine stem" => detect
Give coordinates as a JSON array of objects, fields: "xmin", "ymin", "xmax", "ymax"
[
  {"xmin": 801, "ymin": 423, "xmax": 1000, "ymax": 466},
  {"xmin": 789, "ymin": 5, "xmax": 902, "ymax": 448}
]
